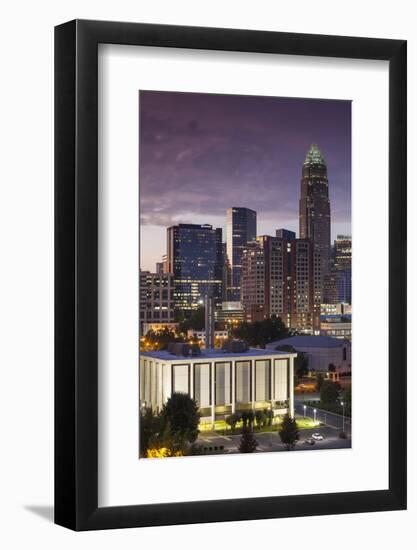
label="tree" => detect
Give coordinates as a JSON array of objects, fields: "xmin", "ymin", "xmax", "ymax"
[
  {"xmin": 255, "ymin": 409, "xmax": 266, "ymax": 429},
  {"xmin": 179, "ymin": 306, "xmax": 206, "ymax": 332},
  {"xmin": 342, "ymin": 385, "xmax": 352, "ymax": 417},
  {"xmin": 241, "ymin": 410, "xmax": 249, "ymax": 428},
  {"xmin": 265, "ymin": 408, "xmax": 274, "ymax": 426},
  {"xmin": 139, "ymin": 407, "xmax": 161, "ymax": 457},
  {"xmin": 278, "ymin": 414, "xmax": 299, "ymax": 450},
  {"xmin": 247, "ymin": 410, "xmax": 255, "ymax": 428},
  {"xmin": 316, "ymin": 373, "xmax": 325, "ymax": 392},
  {"xmin": 142, "ymin": 328, "xmax": 181, "ymax": 351},
  {"xmin": 225, "ymin": 413, "xmax": 240, "ymax": 433},
  {"xmin": 232, "ymin": 315, "xmax": 289, "ymax": 347},
  {"xmin": 160, "ymin": 392, "xmax": 200, "ymax": 444},
  {"xmin": 238, "ymin": 427, "xmax": 259, "ymax": 453},
  {"xmin": 320, "ymin": 380, "xmax": 340, "ymax": 404}
]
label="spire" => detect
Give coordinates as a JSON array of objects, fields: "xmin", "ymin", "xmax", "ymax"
[{"xmin": 304, "ymin": 144, "xmax": 325, "ymax": 166}]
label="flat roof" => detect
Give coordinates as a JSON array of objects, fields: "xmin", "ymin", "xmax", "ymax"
[
  {"xmin": 141, "ymin": 347, "xmax": 295, "ymax": 361},
  {"xmin": 266, "ymin": 335, "xmax": 348, "ymax": 349}
]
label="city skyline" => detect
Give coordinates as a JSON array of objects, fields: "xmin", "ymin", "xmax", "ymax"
[{"xmin": 140, "ymin": 91, "xmax": 351, "ymax": 272}]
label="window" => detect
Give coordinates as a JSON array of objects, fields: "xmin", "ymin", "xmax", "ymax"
[
  {"xmin": 194, "ymin": 363, "xmax": 211, "ymax": 408},
  {"xmin": 215, "ymin": 362, "xmax": 231, "ymax": 405},
  {"xmin": 274, "ymin": 359, "xmax": 288, "ymax": 402},
  {"xmin": 255, "ymin": 360, "xmax": 271, "ymax": 401},
  {"xmin": 236, "ymin": 361, "xmax": 251, "ymax": 403},
  {"xmin": 172, "ymin": 364, "xmax": 189, "ymax": 394}
]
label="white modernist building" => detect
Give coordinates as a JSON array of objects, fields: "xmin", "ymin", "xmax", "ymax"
[
  {"xmin": 140, "ymin": 346, "xmax": 296, "ymax": 423},
  {"xmin": 266, "ymin": 335, "xmax": 351, "ymax": 377}
]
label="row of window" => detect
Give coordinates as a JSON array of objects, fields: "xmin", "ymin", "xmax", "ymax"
[{"xmin": 141, "ymin": 359, "xmax": 289, "ymax": 408}]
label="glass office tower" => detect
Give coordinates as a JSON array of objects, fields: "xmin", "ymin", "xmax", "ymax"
[
  {"xmin": 167, "ymin": 223, "xmax": 223, "ymax": 312},
  {"xmin": 226, "ymin": 207, "xmax": 257, "ymax": 301}
]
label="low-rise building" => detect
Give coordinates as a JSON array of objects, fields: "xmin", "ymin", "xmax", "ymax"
[
  {"xmin": 215, "ymin": 301, "xmax": 244, "ymax": 324},
  {"xmin": 140, "ymin": 345, "xmax": 296, "ymax": 423},
  {"xmin": 142, "ymin": 322, "xmax": 179, "ymax": 335},
  {"xmin": 321, "ymin": 303, "xmax": 352, "ymax": 315},
  {"xmin": 187, "ymin": 329, "xmax": 229, "ymax": 345},
  {"xmin": 266, "ymin": 334, "xmax": 351, "ymax": 378},
  {"xmin": 320, "ymin": 315, "xmax": 352, "ymax": 339},
  {"xmin": 139, "ymin": 271, "xmax": 175, "ymax": 330}
]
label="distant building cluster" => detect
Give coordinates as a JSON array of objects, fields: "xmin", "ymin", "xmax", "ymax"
[{"xmin": 140, "ymin": 144, "xmax": 351, "ymax": 337}]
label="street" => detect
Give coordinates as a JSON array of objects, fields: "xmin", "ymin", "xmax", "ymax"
[{"xmin": 197, "ymin": 422, "xmax": 351, "ymax": 455}]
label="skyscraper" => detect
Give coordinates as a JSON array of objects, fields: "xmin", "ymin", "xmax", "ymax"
[
  {"xmin": 226, "ymin": 207, "xmax": 257, "ymax": 301},
  {"xmin": 241, "ymin": 233, "xmax": 322, "ymax": 333},
  {"xmin": 299, "ymin": 144, "xmax": 331, "ymax": 275},
  {"xmin": 334, "ymin": 235, "xmax": 352, "ymax": 272},
  {"xmin": 167, "ymin": 224, "xmax": 223, "ymax": 311},
  {"xmin": 139, "ymin": 270, "xmax": 175, "ymax": 327}
]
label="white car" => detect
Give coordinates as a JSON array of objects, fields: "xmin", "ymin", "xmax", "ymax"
[{"xmin": 311, "ymin": 433, "xmax": 324, "ymax": 441}]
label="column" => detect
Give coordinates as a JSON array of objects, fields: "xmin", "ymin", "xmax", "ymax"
[
  {"xmin": 211, "ymin": 361, "xmax": 215, "ymax": 425},
  {"xmin": 289, "ymin": 356, "xmax": 295, "ymax": 418},
  {"xmin": 251, "ymin": 360, "xmax": 255, "ymax": 410},
  {"xmin": 231, "ymin": 360, "xmax": 236, "ymax": 414},
  {"xmin": 189, "ymin": 362, "xmax": 194, "ymax": 400}
]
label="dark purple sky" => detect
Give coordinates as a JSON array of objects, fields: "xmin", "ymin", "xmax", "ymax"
[{"xmin": 140, "ymin": 91, "xmax": 351, "ymax": 271}]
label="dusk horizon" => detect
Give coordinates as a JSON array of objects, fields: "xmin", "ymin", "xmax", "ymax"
[{"xmin": 139, "ymin": 91, "xmax": 351, "ymax": 272}]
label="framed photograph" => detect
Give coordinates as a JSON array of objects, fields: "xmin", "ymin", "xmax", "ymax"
[{"xmin": 55, "ymin": 20, "xmax": 407, "ymax": 530}]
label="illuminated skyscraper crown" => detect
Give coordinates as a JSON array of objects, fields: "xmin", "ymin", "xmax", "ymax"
[{"xmin": 304, "ymin": 144, "xmax": 326, "ymax": 166}]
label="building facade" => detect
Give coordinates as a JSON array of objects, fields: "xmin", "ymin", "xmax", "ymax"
[
  {"xmin": 140, "ymin": 346, "xmax": 295, "ymax": 423},
  {"xmin": 139, "ymin": 271, "xmax": 175, "ymax": 329},
  {"xmin": 166, "ymin": 223, "xmax": 223, "ymax": 311},
  {"xmin": 240, "ymin": 233, "xmax": 322, "ymax": 333},
  {"xmin": 320, "ymin": 315, "xmax": 352, "ymax": 339},
  {"xmin": 267, "ymin": 335, "xmax": 351, "ymax": 377},
  {"xmin": 334, "ymin": 235, "xmax": 352, "ymax": 271},
  {"xmin": 187, "ymin": 329, "xmax": 229, "ymax": 345},
  {"xmin": 215, "ymin": 301, "xmax": 245, "ymax": 325},
  {"xmin": 226, "ymin": 207, "xmax": 257, "ymax": 301},
  {"xmin": 299, "ymin": 144, "xmax": 331, "ymax": 275}
]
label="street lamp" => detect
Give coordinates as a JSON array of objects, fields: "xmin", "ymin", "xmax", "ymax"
[
  {"xmin": 341, "ymin": 401, "xmax": 345, "ymax": 432},
  {"xmin": 313, "ymin": 408, "xmax": 317, "ymax": 423},
  {"xmin": 303, "ymin": 404, "xmax": 306, "ymax": 418}
]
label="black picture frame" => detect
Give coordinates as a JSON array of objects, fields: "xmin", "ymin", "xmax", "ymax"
[{"xmin": 55, "ymin": 19, "xmax": 407, "ymax": 531}]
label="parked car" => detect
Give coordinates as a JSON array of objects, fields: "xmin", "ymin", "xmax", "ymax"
[
  {"xmin": 311, "ymin": 433, "xmax": 324, "ymax": 441},
  {"xmin": 305, "ymin": 438, "xmax": 315, "ymax": 445}
]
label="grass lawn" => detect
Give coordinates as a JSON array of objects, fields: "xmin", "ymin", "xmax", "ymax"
[{"xmin": 199, "ymin": 415, "xmax": 319, "ymax": 435}]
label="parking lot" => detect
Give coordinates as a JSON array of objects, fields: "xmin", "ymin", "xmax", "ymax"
[{"xmin": 196, "ymin": 422, "xmax": 351, "ymax": 455}]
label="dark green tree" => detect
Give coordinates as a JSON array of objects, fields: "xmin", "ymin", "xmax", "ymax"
[
  {"xmin": 139, "ymin": 407, "xmax": 161, "ymax": 457},
  {"xmin": 255, "ymin": 410, "xmax": 266, "ymax": 429},
  {"xmin": 278, "ymin": 414, "xmax": 299, "ymax": 450},
  {"xmin": 241, "ymin": 410, "xmax": 249, "ymax": 428},
  {"xmin": 316, "ymin": 373, "xmax": 325, "ymax": 392},
  {"xmin": 226, "ymin": 413, "xmax": 240, "ymax": 433},
  {"xmin": 232, "ymin": 315, "xmax": 289, "ymax": 347},
  {"xmin": 342, "ymin": 385, "xmax": 352, "ymax": 417},
  {"xmin": 142, "ymin": 328, "xmax": 181, "ymax": 351},
  {"xmin": 160, "ymin": 392, "xmax": 200, "ymax": 444},
  {"xmin": 247, "ymin": 410, "xmax": 255, "ymax": 428},
  {"xmin": 265, "ymin": 408, "xmax": 274, "ymax": 426},
  {"xmin": 179, "ymin": 306, "xmax": 205, "ymax": 332},
  {"xmin": 320, "ymin": 380, "xmax": 340, "ymax": 404},
  {"xmin": 238, "ymin": 427, "xmax": 259, "ymax": 453}
]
